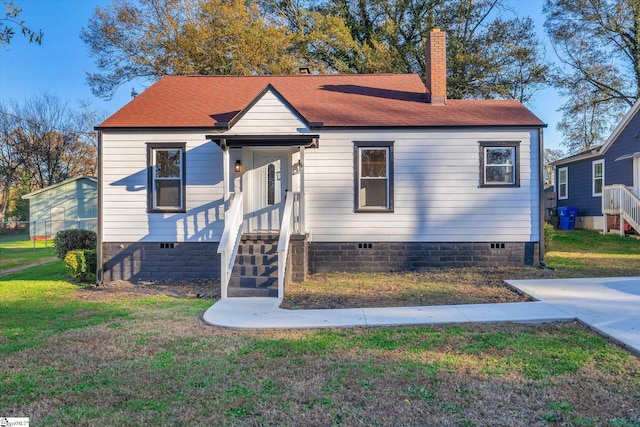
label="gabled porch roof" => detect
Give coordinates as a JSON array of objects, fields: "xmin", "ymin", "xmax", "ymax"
[{"xmin": 206, "ymin": 134, "xmax": 319, "ymax": 149}]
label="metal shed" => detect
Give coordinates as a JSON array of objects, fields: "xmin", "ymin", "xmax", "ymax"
[{"xmin": 22, "ymin": 175, "xmax": 97, "ymax": 239}]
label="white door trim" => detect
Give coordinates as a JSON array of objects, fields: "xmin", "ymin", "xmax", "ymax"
[{"xmin": 245, "ymin": 149, "xmax": 290, "ymax": 232}]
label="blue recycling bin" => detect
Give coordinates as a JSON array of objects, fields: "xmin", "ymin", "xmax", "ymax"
[{"xmin": 558, "ymin": 206, "xmax": 578, "ymax": 230}]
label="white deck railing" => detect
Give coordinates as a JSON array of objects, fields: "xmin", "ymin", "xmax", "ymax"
[
  {"xmin": 602, "ymin": 184, "xmax": 640, "ymax": 234},
  {"xmin": 293, "ymin": 191, "xmax": 302, "ymax": 234},
  {"xmin": 277, "ymin": 191, "xmax": 295, "ymax": 300},
  {"xmin": 217, "ymin": 192, "xmax": 243, "ymax": 299}
]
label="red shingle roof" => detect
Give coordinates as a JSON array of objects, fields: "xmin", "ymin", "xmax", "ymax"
[{"xmin": 97, "ymin": 74, "xmax": 544, "ymax": 129}]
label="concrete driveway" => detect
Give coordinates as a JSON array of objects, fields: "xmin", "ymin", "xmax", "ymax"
[{"xmin": 508, "ymin": 277, "xmax": 640, "ymax": 355}]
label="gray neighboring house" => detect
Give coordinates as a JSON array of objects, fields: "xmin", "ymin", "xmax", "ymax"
[{"xmin": 22, "ymin": 175, "xmax": 98, "ymax": 239}]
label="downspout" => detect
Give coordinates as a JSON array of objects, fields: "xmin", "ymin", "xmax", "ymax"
[
  {"xmin": 96, "ymin": 129, "xmax": 103, "ymax": 284},
  {"xmin": 538, "ymin": 127, "xmax": 546, "ymax": 267}
]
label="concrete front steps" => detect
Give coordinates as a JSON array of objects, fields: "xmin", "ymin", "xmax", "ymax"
[{"xmin": 227, "ymin": 233, "xmax": 279, "ymax": 297}]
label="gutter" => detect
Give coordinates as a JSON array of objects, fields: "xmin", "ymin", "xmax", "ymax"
[
  {"xmin": 538, "ymin": 127, "xmax": 546, "ymax": 267},
  {"xmin": 96, "ymin": 130, "xmax": 103, "ymax": 284}
]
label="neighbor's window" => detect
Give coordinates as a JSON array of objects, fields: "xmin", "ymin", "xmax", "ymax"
[
  {"xmin": 354, "ymin": 141, "xmax": 394, "ymax": 212},
  {"xmin": 479, "ymin": 141, "xmax": 520, "ymax": 187},
  {"xmin": 592, "ymin": 159, "xmax": 604, "ymax": 197},
  {"xmin": 558, "ymin": 167, "xmax": 568, "ymax": 200},
  {"xmin": 147, "ymin": 143, "xmax": 186, "ymax": 212}
]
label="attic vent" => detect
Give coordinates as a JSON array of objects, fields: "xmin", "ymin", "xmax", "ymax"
[
  {"xmin": 358, "ymin": 243, "xmax": 373, "ymax": 249},
  {"xmin": 160, "ymin": 243, "xmax": 175, "ymax": 249},
  {"xmin": 490, "ymin": 243, "xmax": 506, "ymax": 249}
]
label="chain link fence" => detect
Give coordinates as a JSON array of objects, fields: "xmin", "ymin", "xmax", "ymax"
[{"xmin": 0, "ymin": 218, "xmax": 97, "ymax": 247}]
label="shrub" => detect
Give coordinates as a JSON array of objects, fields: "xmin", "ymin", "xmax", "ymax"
[
  {"xmin": 54, "ymin": 229, "xmax": 97, "ymax": 259},
  {"xmin": 64, "ymin": 249, "xmax": 97, "ymax": 282},
  {"xmin": 544, "ymin": 222, "xmax": 555, "ymax": 253}
]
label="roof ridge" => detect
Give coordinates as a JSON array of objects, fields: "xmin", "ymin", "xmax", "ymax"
[{"xmin": 172, "ymin": 73, "xmax": 412, "ymax": 78}]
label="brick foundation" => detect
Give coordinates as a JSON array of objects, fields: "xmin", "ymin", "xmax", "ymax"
[
  {"xmin": 287, "ymin": 234, "xmax": 308, "ymax": 283},
  {"xmin": 308, "ymin": 241, "xmax": 538, "ymax": 273},
  {"xmin": 101, "ymin": 242, "xmax": 220, "ymax": 282},
  {"xmin": 101, "ymin": 239, "xmax": 538, "ymax": 283}
]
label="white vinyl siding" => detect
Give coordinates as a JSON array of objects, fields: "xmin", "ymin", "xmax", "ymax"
[
  {"xmin": 101, "ymin": 131, "xmax": 225, "ymax": 242},
  {"xmin": 558, "ymin": 167, "xmax": 568, "ymax": 200},
  {"xmin": 304, "ymin": 128, "xmax": 539, "ymax": 242},
  {"xmin": 230, "ymin": 89, "xmax": 308, "ymax": 134},
  {"xmin": 101, "ymin": 93, "xmax": 540, "ymax": 246},
  {"xmin": 592, "ymin": 160, "xmax": 604, "ymax": 197}
]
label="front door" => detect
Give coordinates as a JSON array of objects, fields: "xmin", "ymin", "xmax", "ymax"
[{"xmin": 247, "ymin": 150, "xmax": 288, "ymax": 231}]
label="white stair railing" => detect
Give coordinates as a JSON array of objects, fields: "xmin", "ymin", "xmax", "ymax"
[
  {"xmin": 602, "ymin": 185, "xmax": 640, "ymax": 234},
  {"xmin": 217, "ymin": 193, "xmax": 243, "ymax": 299},
  {"xmin": 277, "ymin": 191, "xmax": 295, "ymax": 300}
]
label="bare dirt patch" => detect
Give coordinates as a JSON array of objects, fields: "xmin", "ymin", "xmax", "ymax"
[
  {"xmin": 73, "ymin": 279, "xmax": 220, "ymax": 301},
  {"xmin": 281, "ymin": 266, "xmax": 558, "ymax": 309},
  {"xmin": 74, "ymin": 266, "xmax": 557, "ymax": 308}
]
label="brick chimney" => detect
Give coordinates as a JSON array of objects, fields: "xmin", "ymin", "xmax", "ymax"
[{"xmin": 425, "ymin": 29, "xmax": 446, "ymax": 105}]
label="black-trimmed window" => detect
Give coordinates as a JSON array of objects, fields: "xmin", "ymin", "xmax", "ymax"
[
  {"xmin": 479, "ymin": 141, "xmax": 520, "ymax": 187},
  {"xmin": 147, "ymin": 143, "xmax": 186, "ymax": 213},
  {"xmin": 354, "ymin": 141, "xmax": 394, "ymax": 212}
]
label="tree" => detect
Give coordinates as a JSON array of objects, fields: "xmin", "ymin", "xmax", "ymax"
[
  {"xmin": 0, "ymin": 103, "xmax": 24, "ymax": 219},
  {"xmin": 543, "ymin": 148, "xmax": 565, "ymax": 187},
  {"xmin": 0, "ymin": 94, "xmax": 100, "ymax": 219},
  {"xmin": 267, "ymin": 0, "xmax": 550, "ymax": 102},
  {"xmin": 1, "ymin": 0, "xmax": 43, "ymax": 47},
  {"xmin": 85, "ymin": 0, "xmax": 549, "ymax": 102},
  {"xmin": 10, "ymin": 94, "xmax": 97, "ymax": 188},
  {"xmin": 545, "ymin": 0, "xmax": 640, "ymax": 152},
  {"xmin": 81, "ymin": 0, "xmax": 300, "ymax": 99},
  {"xmin": 555, "ymin": 79, "xmax": 622, "ymax": 153},
  {"xmin": 475, "ymin": 17, "xmax": 549, "ymax": 103}
]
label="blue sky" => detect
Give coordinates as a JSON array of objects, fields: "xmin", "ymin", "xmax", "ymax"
[{"xmin": 1, "ymin": 0, "xmax": 564, "ymax": 150}]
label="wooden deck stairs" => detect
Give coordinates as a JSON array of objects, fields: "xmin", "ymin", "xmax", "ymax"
[{"xmin": 603, "ymin": 184, "xmax": 640, "ymax": 235}]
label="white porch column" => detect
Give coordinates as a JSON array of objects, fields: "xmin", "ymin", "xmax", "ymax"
[
  {"xmin": 222, "ymin": 142, "xmax": 229, "ymax": 207},
  {"xmin": 602, "ymin": 193, "xmax": 608, "ymax": 235},
  {"xmin": 620, "ymin": 213, "xmax": 625, "ymax": 236},
  {"xmin": 300, "ymin": 146, "xmax": 306, "ymax": 234}
]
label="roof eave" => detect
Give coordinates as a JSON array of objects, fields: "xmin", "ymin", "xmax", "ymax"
[
  {"xmin": 599, "ymin": 98, "xmax": 640, "ymax": 155},
  {"xmin": 22, "ymin": 175, "xmax": 97, "ymax": 199},
  {"xmin": 551, "ymin": 149, "xmax": 601, "ymax": 167},
  {"xmin": 314, "ymin": 123, "xmax": 546, "ymax": 129},
  {"xmin": 95, "ymin": 126, "xmax": 220, "ymax": 131}
]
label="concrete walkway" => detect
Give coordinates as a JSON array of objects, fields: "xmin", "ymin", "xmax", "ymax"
[
  {"xmin": 507, "ymin": 277, "xmax": 640, "ymax": 355},
  {"xmin": 203, "ymin": 299, "xmax": 573, "ymax": 328},
  {"xmin": 203, "ymin": 277, "xmax": 640, "ymax": 355}
]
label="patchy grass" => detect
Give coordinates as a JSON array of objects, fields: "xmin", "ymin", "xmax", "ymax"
[
  {"xmin": 284, "ymin": 229, "xmax": 640, "ymax": 309},
  {"xmin": 1, "ymin": 270, "xmax": 640, "ymax": 426},
  {"xmin": 281, "ymin": 268, "xmax": 548, "ymax": 309},
  {"xmin": 0, "ymin": 234, "xmax": 55, "ymax": 270}
]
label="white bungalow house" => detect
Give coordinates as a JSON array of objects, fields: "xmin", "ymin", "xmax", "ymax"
[{"xmin": 96, "ymin": 30, "xmax": 545, "ymax": 298}]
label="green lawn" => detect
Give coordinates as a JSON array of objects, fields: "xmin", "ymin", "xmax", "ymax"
[
  {"xmin": 0, "ymin": 234, "xmax": 56, "ymax": 271},
  {"xmin": 546, "ymin": 230, "xmax": 640, "ymax": 277},
  {"xmin": 1, "ymin": 260, "xmax": 640, "ymax": 425}
]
